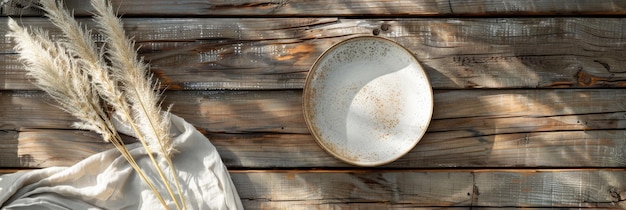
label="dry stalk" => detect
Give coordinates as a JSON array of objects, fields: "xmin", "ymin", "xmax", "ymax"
[
  {"xmin": 90, "ymin": 0, "xmax": 186, "ymax": 208},
  {"xmin": 7, "ymin": 18, "xmax": 168, "ymax": 208},
  {"xmin": 9, "ymin": 0, "xmax": 187, "ymax": 208}
]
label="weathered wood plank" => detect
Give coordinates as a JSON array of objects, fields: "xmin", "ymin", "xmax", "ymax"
[
  {"xmin": 1, "ymin": 168, "xmax": 623, "ymax": 208},
  {"xmin": 2, "ymin": 0, "xmax": 626, "ymax": 16},
  {"xmin": 450, "ymin": 0, "xmax": 626, "ymax": 16},
  {"xmin": 2, "ymin": 129, "xmax": 625, "ymax": 168},
  {"xmin": 0, "ymin": 0, "xmax": 447, "ymax": 16},
  {"xmin": 232, "ymin": 169, "xmax": 626, "ymax": 208},
  {"xmin": 1, "ymin": 89, "xmax": 625, "ymax": 134},
  {"xmin": 221, "ymin": 130, "xmax": 626, "ymax": 168},
  {"xmin": 0, "ymin": 129, "xmax": 114, "ymax": 167},
  {"xmin": 240, "ymin": 203, "xmax": 618, "ymax": 210},
  {"xmin": 0, "ymin": 130, "xmax": 18, "ymax": 167},
  {"xmin": 3, "ymin": 18, "xmax": 626, "ymax": 90},
  {"xmin": 3, "ymin": 89, "xmax": 624, "ymax": 168}
]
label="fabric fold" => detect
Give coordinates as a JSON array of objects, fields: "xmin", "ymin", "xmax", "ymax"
[{"xmin": 0, "ymin": 114, "xmax": 243, "ymax": 210}]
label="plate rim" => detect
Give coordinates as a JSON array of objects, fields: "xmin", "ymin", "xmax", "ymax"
[{"xmin": 302, "ymin": 36, "xmax": 434, "ymax": 167}]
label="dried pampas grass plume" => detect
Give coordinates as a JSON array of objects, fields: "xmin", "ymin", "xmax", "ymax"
[
  {"xmin": 92, "ymin": 0, "xmax": 175, "ymax": 157},
  {"xmin": 8, "ymin": 0, "xmax": 187, "ymax": 209},
  {"xmin": 37, "ymin": 0, "xmax": 129, "ymax": 120},
  {"xmin": 90, "ymin": 0, "xmax": 186, "ymax": 207},
  {"xmin": 8, "ymin": 19, "xmax": 108, "ymax": 140},
  {"xmin": 37, "ymin": 0, "xmax": 183, "ymax": 208},
  {"xmin": 8, "ymin": 18, "xmax": 168, "ymax": 208}
]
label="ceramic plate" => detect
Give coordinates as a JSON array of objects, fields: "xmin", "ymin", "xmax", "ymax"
[{"xmin": 303, "ymin": 36, "xmax": 433, "ymax": 166}]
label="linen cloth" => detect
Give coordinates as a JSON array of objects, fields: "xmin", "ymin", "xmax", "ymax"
[{"xmin": 0, "ymin": 114, "xmax": 243, "ymax": 209}]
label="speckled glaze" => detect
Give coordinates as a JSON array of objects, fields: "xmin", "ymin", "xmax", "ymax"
[{"xmin": 303, "ymin": 36, "xmax": 433, "ymax": 166}]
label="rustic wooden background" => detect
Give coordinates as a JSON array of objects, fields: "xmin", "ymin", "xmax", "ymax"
[{"xmin": 2, "ymin": 0, "xmax": 626, "ymax": 208}]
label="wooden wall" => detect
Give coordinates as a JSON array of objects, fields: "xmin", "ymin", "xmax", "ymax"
[{"xmin": 2, "ymin": 0, "xmax": 626, "ymax": 208}]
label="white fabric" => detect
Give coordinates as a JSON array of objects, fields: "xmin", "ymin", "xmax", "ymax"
[{"xmin": 0, "ymin": 114, "xmax": 243, "ymax": 209}]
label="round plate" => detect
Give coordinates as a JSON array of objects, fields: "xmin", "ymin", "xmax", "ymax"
[{"xmin": 303, "ymin": 36, "xmax": 433, "ymax": 166}]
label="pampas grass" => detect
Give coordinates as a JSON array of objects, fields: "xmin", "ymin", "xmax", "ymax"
[
  {"xmin": 7, "ymin": 18, "xmax": 168, "ymax": 208},
  {"xmin": 8, "ymin": 0, "xmax": 186, "ymax": 209},
  {"xmin": 7, "ymin": 21, "xmax": 108, "ymax": 141},
  {"xmin": 90, "ymin": 1, "xmax": 186, "ymax": 208}
]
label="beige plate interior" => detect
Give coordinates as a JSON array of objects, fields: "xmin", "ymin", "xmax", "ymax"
[{"xmin": 303, "ymin": 36, "xmax": 433, "ymax": 166}]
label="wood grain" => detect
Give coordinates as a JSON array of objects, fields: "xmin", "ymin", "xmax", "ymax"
[
  {"xmin": 232, "ymin": 169, "xmax": 626, "ymax": 208},
  {"xmin": 3, "ymin": 88, "xmax": 624, "ymax": 168},
  {"xmin": 3, "ymin": 128, "xmax": 625, "ymax": 168},
  {"xmin": 2, "ymin": 0, "xmax": 626, "ymax": 16},
  {"xmin": 0, "ymin": 129, "xmax": 114, "ymax": 168},
  {"xmin": 1, "ymin": 168, "xmax": 623, "ymax": 208},
  {"xmin": 2, "ymin": 89, "xmax": 625, "ymax": 134},
  {"xmin": 2, "ymin": 0, "xmax": 625, "ymax": 209},
  {"xmin": 3, "ymin": 18, "xmax": 626, "ymax": 90}
]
